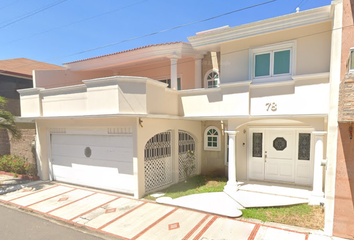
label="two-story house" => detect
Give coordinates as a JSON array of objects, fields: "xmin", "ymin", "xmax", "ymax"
[
  {"xmin": 17, "ymin": 1, "xmax": 345, "ymax": 237},
  {"xmin": 0, "ymin": 58, "xmax": 64, "ymax": 163}
]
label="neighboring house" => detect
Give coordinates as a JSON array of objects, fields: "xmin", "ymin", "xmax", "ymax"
[
  {"xmin": 334, "ymin": 0, "xmax": 354, "ymax": 239},
  {"xmin": 0, "ymin": 58, "xmax": 64, "ymax": 164},
  {"xmin": 17, "ymin": 1, "xmax": 350, "ymax": 237}
]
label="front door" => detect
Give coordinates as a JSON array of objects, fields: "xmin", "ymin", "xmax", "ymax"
[
  {"xmin": 248, "ymin": 129, "xmax": 295, "ymax": 183},
  {"xmin": 264, "ymin": 130, "xmax": 295, "ymax": 182}
]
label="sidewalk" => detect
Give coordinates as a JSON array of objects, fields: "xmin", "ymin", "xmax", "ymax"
[{"xmin": 0, "ymin": 182, "xmax": 348, "ymax": 240}]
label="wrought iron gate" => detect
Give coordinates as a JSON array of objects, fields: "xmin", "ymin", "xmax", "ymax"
[
  {"xmin": 144, "ymin": 131, "xmax": 172, "ymax": 192},
  {"xmin": 178, "ymin": 131, "xmax": 196, "ymax": 181}
]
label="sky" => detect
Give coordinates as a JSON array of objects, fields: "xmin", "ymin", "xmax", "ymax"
[{"xmin": 0, "ymin": 0, "xmax": 333, "ymax": 66}]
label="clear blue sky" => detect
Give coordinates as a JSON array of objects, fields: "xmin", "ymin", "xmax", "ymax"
[{"xmin": 0, "ymin": 0, "xmax": 332, "ymax": 66}]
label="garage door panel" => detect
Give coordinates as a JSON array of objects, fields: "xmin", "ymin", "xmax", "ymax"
[
  {"xmin": 52, "ymin": 144, "xmax": 133, "ymax": 162},
  {"xmin": 52, "ymin": 134, "xmax": 132, "ymax": 148},
  {"xmin": 51, "ymin": 134, "xmax": 134, "ymax": 194},
  {"xmin": 53, "ymin": 155, "xmax": 133, "ymax": 173}
]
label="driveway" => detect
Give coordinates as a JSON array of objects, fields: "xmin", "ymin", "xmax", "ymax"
[{"xmin": 0, "ymin": 182, "xmax": 332, "ymax": 240}]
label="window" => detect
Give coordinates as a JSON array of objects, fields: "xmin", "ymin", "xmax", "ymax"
[
  {"xmin": 250, "ymin": 41, "xmax": 296, "ymax": 82},
  {"xmin": 298, "ymin": 133, "xmax": 311, "ymax": 160},
  {"xmin": 204, "ymin": 126, "xmax": 221, "ymax": 151},
  {"xmin": 349, "ymin": 47, "xmax": 354, "ymax": 73},
  {"xmin": 204, "ymin": 69, "xmax": 219, "ymax": 88},
  {"xmin": 159, "ymin": 78, "xmax": 181, "ymax": 90}
]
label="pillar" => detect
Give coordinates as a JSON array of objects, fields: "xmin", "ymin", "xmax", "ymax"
[
  {"xmin": 170, "ymin": 58, "xmax": 178, "ymax": 90},
  {"xmin": 224, "ymin": 131, "xmax": 238, "ymax": 193},
  {"xmin": 194, "ymin": 58, "xmax": 202, "ymax": 89},
  {"xmin": 310, "ymin": 131, "xmax": 326, "ymax": 205}
]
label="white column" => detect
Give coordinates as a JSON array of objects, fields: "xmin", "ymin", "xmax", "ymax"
[
  {"xmin": 310, "ymin": 131, "xmax": 326, "ymax": 205},
  {"xmin": 224, "ymin": 131, "xmax": 238, "ymax": 193},
  {"xmin": 194, "ymin": 58, "xmax": 202, "ymax": 89},
  {"xmin": 170, "ymin": 58, "xmax": 178, "ymax": 90}
]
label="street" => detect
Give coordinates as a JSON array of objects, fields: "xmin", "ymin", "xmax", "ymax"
[{"xmin": 0, "ymin": 204, "xmax": 109, "ymax": 240}]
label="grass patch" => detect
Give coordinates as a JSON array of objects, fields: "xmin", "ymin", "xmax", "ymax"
[
  {"xmin": 242, "ymin": 204, "xmax": 324, "ymax": 230},
  {"xmin": 144, "ymin": 175, "xmax": 227, "ymax": 201},
  {"xmin": 144, "ymin": 175, "xmax": 324, "ymax": 230}
]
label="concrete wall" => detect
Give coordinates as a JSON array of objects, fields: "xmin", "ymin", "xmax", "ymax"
[
  {"xmin": 220, "ymin": 22, "xmax": 332, "ymax": 83},
  {"xmin": 35, "ymin": 57, "xmax": 196, "ymax": 91},
  {"xmin": 200, "ymin": 121, "xmax": 226, "ymax": 176},
  {"xmin": 136, "ymin": 118, "xmax": 202, "ymax": 197}
]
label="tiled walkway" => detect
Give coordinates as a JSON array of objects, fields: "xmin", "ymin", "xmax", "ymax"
[{"xmin": 0, "ymin": 182, "xmax": 313, "ymax": 240}]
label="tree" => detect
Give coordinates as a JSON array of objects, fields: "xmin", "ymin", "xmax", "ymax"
[{"xmin": 0, "ymin": 96, "xmax": 21, "ymax": 140}]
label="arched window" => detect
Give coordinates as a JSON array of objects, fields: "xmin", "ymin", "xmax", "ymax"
[
  {"xmin": 204, "ymin": 126, "xmax": 221, "ymax": 151},
  {"xmin": 204, "ymin": 69, "xmax": 219, "ymax": 88}
]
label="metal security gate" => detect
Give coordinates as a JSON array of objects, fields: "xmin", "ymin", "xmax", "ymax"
[
  {"xmin": 144, "ymin": 131, "xmax": 172, "ymax": 192},
  {"xmin": 178, "ymin": 131, "xmax": 196, "ymax": 181}
]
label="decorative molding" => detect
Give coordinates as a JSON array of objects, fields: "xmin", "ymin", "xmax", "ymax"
[
  {"xmin": 292, "ymin": 72, "xmax": 330, "ymax": 81},
  {"xmin": 49, "ymin": 128, "xmax": 66, "ymax": 134},
  {"xmin": 107, "ymin": 127, "xmax": 132, "ymax": 135}
]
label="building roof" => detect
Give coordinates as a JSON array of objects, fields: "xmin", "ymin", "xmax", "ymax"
[
  {"xmin": 64, "ymin": 41, "xmax": 188, "ymax": 65},
  {"xmin": 0, "ymin": 58, "xmax": 64, "ymax": 78}
]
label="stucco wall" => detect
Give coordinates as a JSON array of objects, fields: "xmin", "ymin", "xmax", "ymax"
[
  {"xmin": 136, "ymin": 118, "xmax": 202, "ymax": 197},
  {"xmin": 220, "ymin": 22, "xmax": 332, "ymax": 83},
  {"xmin": 35, "ymin": 57, "xmax": 197, "ymax": 91},
  {"xmin": 201, "ymin": 121, "xmax": 226, "ymax": 176}
]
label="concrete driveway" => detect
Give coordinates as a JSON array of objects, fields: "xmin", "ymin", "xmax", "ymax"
[{"xmin": 0, "ymin": 182, "xmax": 331, "ymax": 240}]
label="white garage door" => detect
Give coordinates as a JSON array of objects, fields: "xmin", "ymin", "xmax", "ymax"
[{"xmin": 51, "ymin": 134, "xmax": 134, "ymax": 194}]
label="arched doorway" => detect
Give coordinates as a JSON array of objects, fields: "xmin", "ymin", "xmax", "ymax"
[
  {"xmin": 144, "ymin": 131, "xmax": 172, "ymax": 192},
  {"xmin": 178, "ymin": 130, "xmax": 196, "ymax": 181}
]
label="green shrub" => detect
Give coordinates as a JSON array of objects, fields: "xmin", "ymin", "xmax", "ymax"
[{"xmin": 0, "ymin": 155, "xmax": 37, "ymax": 176}]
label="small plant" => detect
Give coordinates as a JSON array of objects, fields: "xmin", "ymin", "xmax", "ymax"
[
  {"xmin": 0, "ymin": 155, "xmax": 37, "ymax": 176},
  {"xmin": 182, "ymin": 150, "xmax": 196, "ymax": 180}
]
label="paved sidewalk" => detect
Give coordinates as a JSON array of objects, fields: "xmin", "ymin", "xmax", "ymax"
[{"xmin": 0, "ymin": 182, "xmax": 346, "ymax": 240}]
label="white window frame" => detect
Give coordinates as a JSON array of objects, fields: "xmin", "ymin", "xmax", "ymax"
[
  {"xmin": 348, "ymin": 47, "xmax": 354, "ymax": 73},
  {"xmin": 204, "ymin": 69, "xmax": 220, "ymax": 88},
  {"xmin": 204, "ymin": 126, "xmax": 221, "ymax": 151},
  {"xmin": 158, "ymin": 77, "xmax": 182, "ymax": 90},
  {"xmin": 249, "ymin": 41, "xmax": 296, "ymax": 83}
]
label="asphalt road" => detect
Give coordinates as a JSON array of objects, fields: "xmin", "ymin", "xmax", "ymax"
[{"xmin": 0, "ymin": 204, "xmax": 110, "ymax": 240}]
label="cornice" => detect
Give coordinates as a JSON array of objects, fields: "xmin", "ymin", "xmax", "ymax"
[{"xmin": 188, "ymin": 5, "xmax": 332, "ymax": 50}]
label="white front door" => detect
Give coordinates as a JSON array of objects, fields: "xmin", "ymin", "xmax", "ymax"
[
  {"xmin": 248, "ymin": 128, "xmax": 304, "ymax": 184},
  {"xmin": 264, "ymin": 130, "xmax": 295, "ymax": 182}
]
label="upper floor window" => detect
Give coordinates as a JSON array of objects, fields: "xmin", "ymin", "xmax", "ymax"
[
  {"xmin": 250, "ymin": 41, "xmax": 296, "ymax": 82},
  {"xmin": 159, "ymin": 78, "xmax": 181, "ymax": 90},
  {"xmin": 204, "ymin": 126, "xmax": 221, "ymax": 151},
  {"xmin": 204, "ymin": 69, "xmax": 219, "ymax": 88},
  {"xmin": 349, "ymin": 47, "xmax": 354, "ymax": 73}
]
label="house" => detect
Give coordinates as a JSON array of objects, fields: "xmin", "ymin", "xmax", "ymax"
[
  {"xmin": 334, "ymin": 0, "xmax": 354, "ymax": 238},
  {"xmin": 17, "ymin": 1, "xmax": 350, "ymax": 237},
  {"xmin": 0, "ymin": 58, "xmax": 64, "ymax": 164}
]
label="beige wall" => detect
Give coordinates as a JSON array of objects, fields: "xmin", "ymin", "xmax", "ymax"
[
  {"xmin": 35, "ymin": 57, "xmax": 197, "ymax": 91},
  {"xmin": 201, "ymin": 121, "xmax": 227, "ymax": 176},
  {"xmin": 220, "ymin": 22, "xmax": 332, "ymax": 83},
  {"xmin": 119, "ymin": 57, "xmax": 196, "ymax": 90},
  {"xmin": 34, "ymin": 117, "xmax": 202, "ymax": 198},
  {"xmin": 136, "ymin": 118, "xmax": 202, "ymax": 197}
]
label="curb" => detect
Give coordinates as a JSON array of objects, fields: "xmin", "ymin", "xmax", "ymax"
[{"xmin": 0, "ymin": 180, "xmax": 43, "ymax": 195}]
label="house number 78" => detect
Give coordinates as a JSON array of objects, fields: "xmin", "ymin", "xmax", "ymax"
[{"xmin": 266, "ymin": 102, "xmax": 277, "ymax": 111}]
